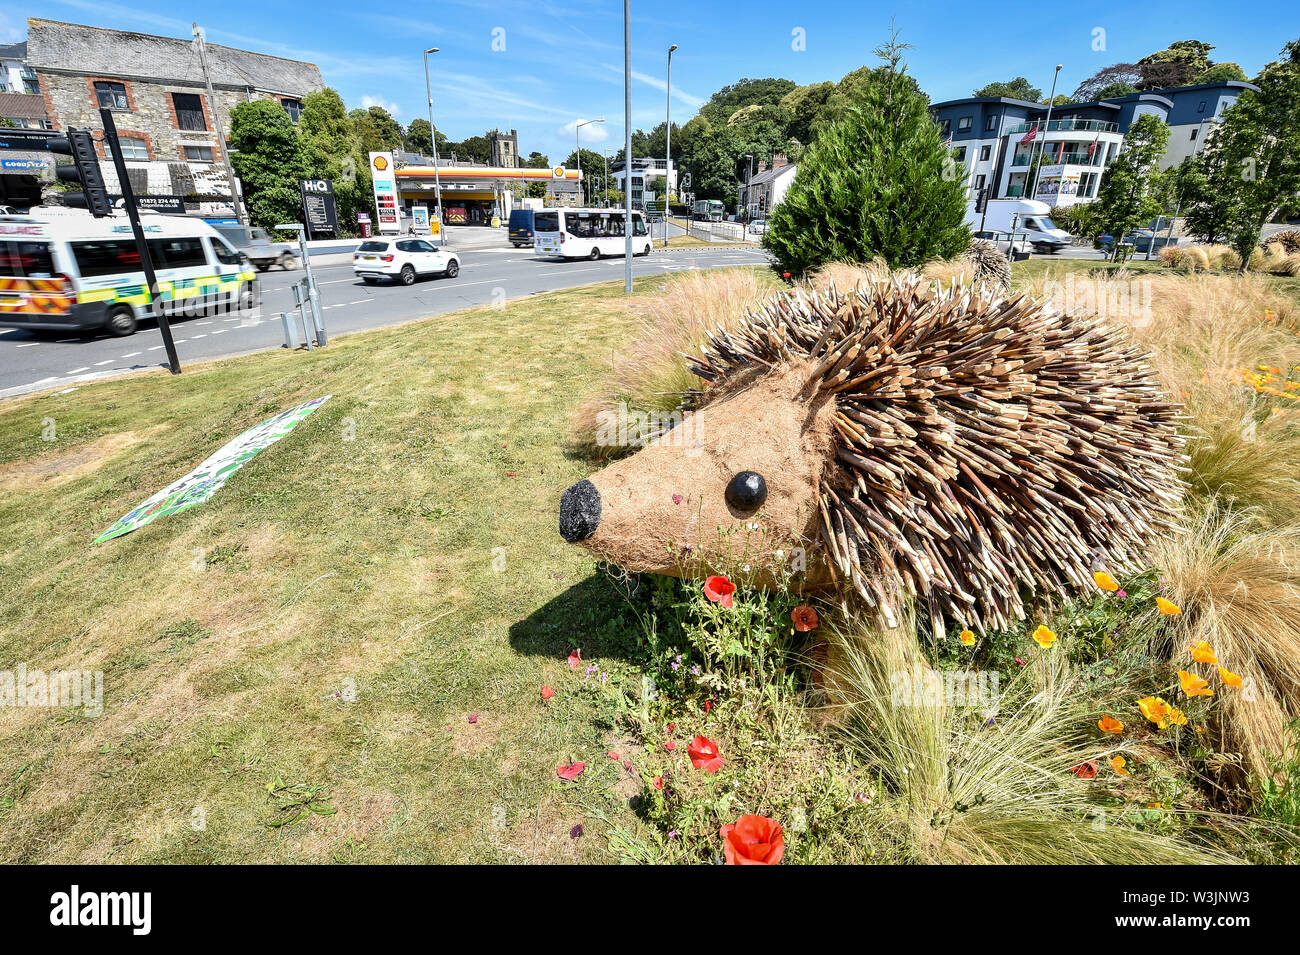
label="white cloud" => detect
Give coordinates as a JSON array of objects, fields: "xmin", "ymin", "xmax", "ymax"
[
  {"xmin": 360, "ymin": 95, "xmax": 402, "ymax": 117},
  {"xmin": 560, "ymin": 118, "xmax": 611, "ymax": 143},
  {"xmin": 600, "ymin": 63, "xmax": 706, "ymax": 109}
]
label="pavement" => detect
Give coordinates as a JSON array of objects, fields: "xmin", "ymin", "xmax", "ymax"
[{"xmin": 0, "ymin": 243, "xmax": 773, "ymax": 398}]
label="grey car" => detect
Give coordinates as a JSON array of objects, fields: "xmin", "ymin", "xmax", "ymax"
[{"xmin": 213, "ymin": 225, "xmax": 298, "ymax": 271}]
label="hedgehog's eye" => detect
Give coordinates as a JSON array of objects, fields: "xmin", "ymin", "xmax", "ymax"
[{"xmin": 725, "ymin": 471, "xmax": 767, "ymax": 511}]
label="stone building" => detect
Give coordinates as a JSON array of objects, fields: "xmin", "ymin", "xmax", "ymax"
[
  {"xmin": 26, "ymin": 17, "xmax": 324, "ymax": 215},
  {"xmin": 488, "ymin": 128, "xmax": 519, "ymax": 168}
]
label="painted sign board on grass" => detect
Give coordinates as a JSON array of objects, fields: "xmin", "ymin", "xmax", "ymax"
[{"xmin": 94, "ymin": 396, "xmax": 331, "ymax": 543}]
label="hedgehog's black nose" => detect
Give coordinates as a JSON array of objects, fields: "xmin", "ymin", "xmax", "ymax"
[{"xmin": 560, "ymin": 479, "xmax": 602, "ymax": 542}]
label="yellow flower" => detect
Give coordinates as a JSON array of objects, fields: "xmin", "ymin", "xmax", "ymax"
[
  {"xmin": 1190, "ymin": 640, "xmax": 1217, "ymax": 664},
  {"xmin": 1098, "ymin": 715, "xmax": 1124, "ymax": 734},
  {"xmin": 1178, "ymin": 669, "xmax": 1214, "ymax": 698},
  {"xmin": 1156, "ymin": 596, "xmax": 1182, "ymax": 615},
  {"xmin": 1137, "ymin": 696, "xmax": 1171, "ymax": 727},
  {"xmin": 1166, "ymin": 707, "xmax": 1188, "ymax": 726},
  {"xmin": 1031, "ymin": 625, "xmax": 1057, "ymax": 649},
  {"xmin": 959, "ymin": 629, "xmax": 975, "ymax": 646},
  {"xmin": 1148, "ymin": 802, "xmax": 1163, "ymax": 809},
  {"xmin": 1110, "ymin": 755, "xmax": 1130, "ymax": 776},
  {"xmin": 1093, "ymin": 570, "xmax": 1119, "ymax": 592},
  {"xmin": 1218, "ymin": 667, "xmax": 1244, "ymax": 688}
]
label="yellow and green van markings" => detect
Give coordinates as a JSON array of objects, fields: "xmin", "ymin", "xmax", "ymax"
[{"xmin": 75, "ymin": 271, "xmax": 254, "ymax": 307}]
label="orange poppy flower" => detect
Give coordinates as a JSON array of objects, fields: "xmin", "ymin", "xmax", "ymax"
[
  {"xmin": 1178, "ymin": 670, "xmax": 1213, "ymax": 697},
  {"xmin": 1093, "ymin": 570, "xmax": 1119, "ymax": 592},
  {"xmin": 1166, "ymin": 706, "xmax": 1188, "ymax": 726},
  {"xmin": 1156, "ymin": 597, "xmax": 1182, "ymax": 615},
  {"xmin": 1031, "ymin": 625, "xmax": 1057, "ymax": 649},
  {"xmin": 719, "ymin": 815, "xmax": 784, "ymax": 865},
  {"xmin": 1110, "ymin": 755, "xmax": 1130, "ymax": 776},
  {"xmin": 1070, "ymin": 760, "xmax": 1099, "ymax": 779},
  {"xmin": 1137, "ymin": 696, "xmax": 1171, "ymax": 727},
  {"xmin": 791, "ymin": 605, "xmax": 819, "ymax": 631},
  {"xmin": 687, "ymin": 735, "xmax": 726, "ymax": 772},
  {"xmin": 1098, "ymin": 715, "xmax": 1124, "ymax": 734},
  {"xmin": 1190, "ymin": 640, "xmax": 1217, "ymax": 664},
  {"xmin": 1218, "ymin": 667, "xmax": 1243, "ymax": 688},
  {"xmin": 540, "ymin": 685, "xmax": 555, "ymax": 701},
  {"xmin": 608, "ymin": 751, "xmax": 620, "ymax": 761},
  {"xmin": 703, "ymin": 575, "xmax": 735, "ymax": 608},
  {"xmin": 959, "ymin": 629, "xmax": 976, "ymax": 646},
  {"xmin": 652, "ymin": 776, "xmax": 664, "ymax": 791}
]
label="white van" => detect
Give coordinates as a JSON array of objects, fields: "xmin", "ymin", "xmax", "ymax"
[
  {"xmin": 533, "ymin": 208, "xmax": 652, "ymax": 260},
  {"xmin": 0, "ymin": 207, "xmax": 257, "ymax": 337},
  {"xmin": 966, "ymin": 199, "xmax": 1071, "ymax": 255}
]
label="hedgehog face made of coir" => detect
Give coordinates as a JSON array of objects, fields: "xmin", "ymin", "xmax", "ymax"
[{"xmin": 559, "ymin": 274, "xmax": 1184, "ymax": 636}]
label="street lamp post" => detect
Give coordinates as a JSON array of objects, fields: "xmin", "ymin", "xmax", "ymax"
[
  {"xmin": 1028, "ymin": 64, "xmax": 1063, "ymax": 204},
  {"xmin": 623, "ymin": 0, "xmax": 632, "ymax": 292},
  {"xmin": 742, "ymin": 153, "xmax": 753, "ymax": 219},
  {"xmin": 423, "ymin": 47, "xmax": 446, "ymax": 246},
  {"xmin": 575, "ymin": 117, "xmax": 605, "ymax": 206},
  {"xmin": 664, "ymin": 42, "xmax": 677, "ymax": 247}
]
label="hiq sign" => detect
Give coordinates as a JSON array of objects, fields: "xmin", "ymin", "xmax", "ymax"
[{"xmin": 302, "ymin": 179, "xmax": 333, "ymax": 194}]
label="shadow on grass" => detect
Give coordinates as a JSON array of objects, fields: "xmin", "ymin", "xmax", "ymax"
[{"xmin": 509, "ymin": 569, "xmax": 650, "ymax": 664}]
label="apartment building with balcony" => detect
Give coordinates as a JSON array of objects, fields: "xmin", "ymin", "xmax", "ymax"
[{"xmin": 930, "ymin": 79, "xmax": 1256, "ymax": 208}]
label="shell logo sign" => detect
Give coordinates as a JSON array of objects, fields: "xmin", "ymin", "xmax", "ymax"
[
  {"xmin": 552, "ymin": 165, "xmax": 566, "ymax": 179},
  {"xmin": 373, "ymin": 155, "xmax": 389, "ymax": 172}
]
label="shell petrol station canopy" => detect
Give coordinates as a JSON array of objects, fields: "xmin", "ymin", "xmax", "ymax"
[{"xmin": 395, "ymin": 165, "xmax": 581, "ymax": 200}]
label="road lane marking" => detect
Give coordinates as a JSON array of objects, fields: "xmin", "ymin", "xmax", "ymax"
[
  {"xmin": 121, "ymin": 351, "xmax": 141, "ymax": 358},
  {"xmin": 15, "ymin": 342, "xmax": 38, "ymax": 347},
  {"xmin": 93, "ymin": 359, "xmax": 114, "ymax": 366},
  {"xmin": 67, "ymin": 366, "xmax": 90, "ymax": 374}
]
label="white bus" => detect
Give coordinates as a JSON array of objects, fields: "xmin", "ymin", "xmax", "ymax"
[
  {"xmin": 533, "ymin": 207, "xmax": 651, "ymax": 260},
  {"xmin": 0, "ymin": 207, "xmax": 256, "ymax": 337}
]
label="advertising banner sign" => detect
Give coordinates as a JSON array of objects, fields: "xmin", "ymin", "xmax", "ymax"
[{"xmin": 94, "ymin": 396, "xmax": 331, "ymax": 543}]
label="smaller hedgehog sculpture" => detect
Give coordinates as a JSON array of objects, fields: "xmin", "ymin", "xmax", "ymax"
[
  {"xmin": 962, "ymin": 238, "xmax": 1012, "ymax": 292},
  {"xmin": 560, "ymin": 274, "xmax": 1185, "ymax": 637},
  {"xmin": 1268, "ymin": 229, "xmax": 1300, "ymax": 255}
]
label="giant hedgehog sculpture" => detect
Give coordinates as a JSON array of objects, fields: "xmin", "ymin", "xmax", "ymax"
[{"xmin": 560, "ymin": 274, "xmax": 1184, "ymax": 636}]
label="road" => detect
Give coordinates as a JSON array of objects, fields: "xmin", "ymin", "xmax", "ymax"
[{"xmin": 0, "ymin": 243, "xmax": 770, "ymax": 398}]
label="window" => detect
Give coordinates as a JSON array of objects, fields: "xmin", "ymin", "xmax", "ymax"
[
  {"xmin": 953, "ymin": 146, "xmax": 967, "ymax": 162},
  {"xmin": 980, "ymin": 144, "xmax": 992, "ymax": 161},
  {"xmin": 112, "ymin": 137, "xmax": 149, "ymax": 161},
  {"xmin": 358, "ymin": 240, "xmax": 391, "ymax": 253},
  {"xmin": 937, "ymin": 118, "xmax": 951, "ymax": 136},
  {"xmin": 1190, "ymin": 128, "xmax": 1198, "ymax": 140},
  {"xmin": 957, "ymin": 116, "xmax": 973, "ymax": 132},
  {"xmin": 173, "ymin": 93, "xmax": 207, "ymax": 131},
  {"xmin": 396, "ymin": 240, "xmax": 422, "ymax": 252},
  {"xmin": 183, "ymin": 145, "xmax": 214, "ymax": 162},
  {"xmin": 147, "ymin": 237, "xmax": 206, "ymax": 270},
  {"xmin": 281, "ymin": 98, "xmax": 303, "ymax": 123},
  {"xmin": 71, "ymin": 240, "xmax": 142, "ymax": 277},
  {"xmin": 94, "ymin": 81, "xmax": 129, "ymax": 110},
  {"xmin": 985, "ymin": 115, "xmax": 998, "ymax": 132},
  {"xmin": 1197, "ymin": 100, "xmax": 1207, "ymax": 114},
  {"xmin": 974, "ymin": 173, "xmax": 986, "ymax": 190},
  {"xmin": 533, "ymin": 212, "xmax": 559, "ymax": 232},
  {"xmin": 0, "ymin": 241, "xmax": 56, "ymax": 278},
  {"xmin": 633, "ymin": 217, "xmax": 647, "ymax": 237},
  {"xmin": 211, "ymin": 239, "xmax": 242, "ymax": 265}
]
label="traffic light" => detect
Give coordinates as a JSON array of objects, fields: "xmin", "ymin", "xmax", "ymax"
[{"xmin": 48, "ymin": 129, "xmax": 111, "ymax": 217}]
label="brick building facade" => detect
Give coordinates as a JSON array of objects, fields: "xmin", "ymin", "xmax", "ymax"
[{"xmin": 26, "ymin": 17, "xmax": 324, "ymax": 215}]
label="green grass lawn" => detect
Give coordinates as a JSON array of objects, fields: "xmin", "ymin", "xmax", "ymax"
[{"xmin": 0, "ymin": 273, "xmax": 717, "ymax": 863}]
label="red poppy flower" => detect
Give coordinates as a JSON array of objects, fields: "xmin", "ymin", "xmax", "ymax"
[
  {"xmin": 704, "ymin": 699, "xmax": 713, "ymax": 713},
  {"xmin": 567, "ymin": 649, "xmax": 581, "ymax": 669},
  {"xmin": 719, "ymin": 815, "xmax": 784, "ymax": 865},
  {"xmin": 557, "ymin": 761, "xmax": 585, "ymax": 781},
  {"xmin": 1069, "ymin": 760, "xmax": 1098, "ymax": 779},
  {"xmin": 667, "ymin": 723, "xmax": 676, "ymax": 732},
  {"xmin": 703, "ymin": 575, "xmax": 735, "ymax": 608},
  {"xmin": 688, "ymin": 735, "xmax": 725, "ymax": 773},
  {"xmin": 608, "ymin": 751, "xmax": 620, "ymax": 761},
  {"xmin": 540, "ymin": 685, "xmax": 555, "ymax": 701},
  {"xmin": 664, "ymin": 740, "xmax": 677, "ymax": 751},
  {"xmin": 652, "ymin": 776, "xmax": 664, "ymax": 791},
  {"xmin": 791, "ymin": 605, "xmax": 819, "ymax": 631},
  {"xmin": 672, "ymin": 494, "xmax": 683, "ymax": 504}
]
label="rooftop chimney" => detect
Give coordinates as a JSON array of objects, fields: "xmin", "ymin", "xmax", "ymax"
[
  {"xmin": 757, "ymin": 159, "xmax": 768, "ymax": 173},
  {"xmin": 771, "ymin": 153, "xmax": 788, "ymax": 169}
]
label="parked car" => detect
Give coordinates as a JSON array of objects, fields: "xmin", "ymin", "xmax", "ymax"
[
  {"xmin": 508, "ymin": 209, "xmax": 535, "ymax": 248},
  {"xmin": 213, "ymin": 225, "xmax": 298, "ymax": 271},
  {"xmin": 353, "ymin": 237, "xmax": 460, "ymax": 285},
  {"xmin": 1096, "ymin": 229, "xmax": 1176, "ymax": 254},
  {"xmin": 747, "ymin": 219, "xmax": 767, "ymax": 235}
]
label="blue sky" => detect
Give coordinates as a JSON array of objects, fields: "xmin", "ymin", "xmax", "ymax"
[{"xmin": 4, "ymin": 0, "xmax": 1296, "ymax": 161}]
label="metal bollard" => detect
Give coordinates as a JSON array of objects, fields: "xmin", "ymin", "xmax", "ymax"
[{"xmin": 280, "ymin": 311, "xmax": 297, "ymax": 348}]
